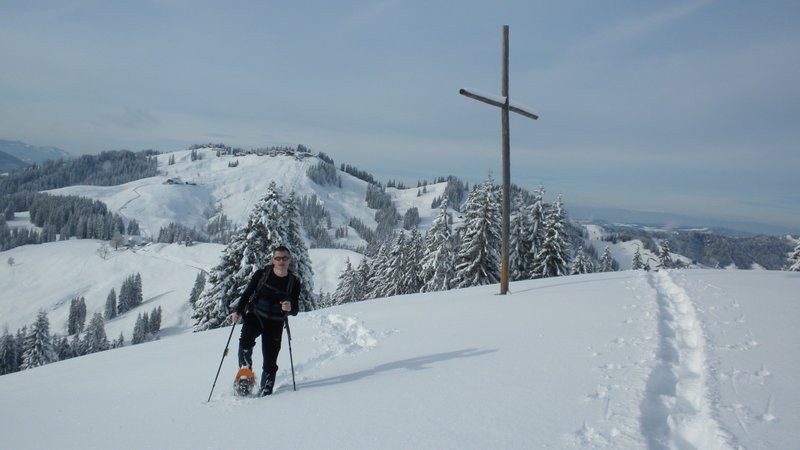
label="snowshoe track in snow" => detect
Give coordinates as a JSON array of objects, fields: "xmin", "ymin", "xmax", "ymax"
[
  {"xmin": 641, "ymin": 270, "xmax": 732, "ymax": 449},
  {"xmin": 287, "ymin": 313, "xmax": 379, "ymax": 386}
]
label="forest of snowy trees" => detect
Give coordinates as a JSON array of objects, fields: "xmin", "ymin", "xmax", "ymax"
[
  {"xmin": 0, "ymin": 150, "xmax": 156, "ymax": 251},
  {"xmin": 0, "ymin": 273, "xmax": 162, "ymax": 375},
  {"xmin": 326, "ymin": 178, "xmax": 595, "ymax": 307}
]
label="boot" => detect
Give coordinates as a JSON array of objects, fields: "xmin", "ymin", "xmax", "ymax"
[
  {"xmin": 259, "ymin": 371, "xmax": 276, "ymax": 396},
  {"xmin": 238, "ymin": 347, "xmax": 253, "ymax": 369}
]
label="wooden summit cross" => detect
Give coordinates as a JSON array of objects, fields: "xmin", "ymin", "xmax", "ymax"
[{"xmin": 459, "ymin": 25, "xmax": 538, "ymax": 295}]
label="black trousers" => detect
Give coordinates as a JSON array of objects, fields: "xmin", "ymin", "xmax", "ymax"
[{"xmin": 238, "ymin": 312, "xmax": 284, "ymax": 376}]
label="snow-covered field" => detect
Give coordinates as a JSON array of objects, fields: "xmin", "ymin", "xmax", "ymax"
[{"xmin": 1, "ymin": 248, "xmax": 798, "ymax": 449}]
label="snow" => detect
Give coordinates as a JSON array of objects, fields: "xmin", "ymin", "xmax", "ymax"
[
  {"xmin": 2, "ymin": 148, "xmax": 799, "ymax": 448},
  {"xmin": 1, "ymin": 243, "xmax": 798, "ymax": 448}
]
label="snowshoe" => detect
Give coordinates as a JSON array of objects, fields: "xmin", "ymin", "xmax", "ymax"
[{"xmin": 233, "ymin": 367, "xmax": 257, "ymax": 396}]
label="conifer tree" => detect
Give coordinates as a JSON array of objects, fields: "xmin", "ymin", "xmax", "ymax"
[
  {"xmin": 134, "ymin": 273, "xmax": 143, "ymax": 306},
  {"xmin": 453, "ymin": 177, "xmax": 501, "ymax": 288},
  {"xmin": 378, "ymin": 231, "xmax": 417, "ymax": 297},
  {"xmin": 420, "ymin": 196, "xmax": 456, "ymax": 292},
  {"xmin": 192, "ymin": 227, "xmax": 248, "ymax": 330},
  {"xmin": 67, "ymin": 297, "xmax": 87, "ymax": 335},
  {"xmin": 70, "ymin": 333, "xmax": 84, "ymax": 358},
  {"xmin": 283, "ymin": 191, "xmax": 317, "ymax": 311},
  {"xmin": 788, "ymin": 239, "xmax": 800, "ymax": 271},
  {"xmin": 355, "ymin": 257, "xmax": 370, "ymax": 298},
  {"xmin": 21, "ymin": 310, "xmax": 57, "ymax": 369},
  {"xmin": 631, "ymin": 247, "xmax": 644, "ymax": 270},
  {"xmin": 332, "ymin": 259, "xmax": 359, "ymax": 305},
  {"xmin": 570, "ymin": 246, "xmax": 594, "ymax": 275},
  {"xmin": 598, "ymin": 246, "xmax": 615, "ymax": 272},
  {"xmin": 14, "ymin": 327, "xmax": 26, "ymax": 370},
  {"xmin": 132, "ymin": 312, "xmax": 148, "ymax": 345},
  {"xmin": 149, "ymin": 306, "xmax": 162, "ymax": 335},
  {"xmin": 657, "ymin": 239, "xmax": 673, "ymax": 270},
  {"xmin": 112, "ymin": 332, "xmax": 125, "ymax": 349},
  {"xmin": 525, "ymin": 186, "xmax": 548, "ymax": 274},
  {"xmin": 54, "ymin": 335, "xmax": 74, "ymax": 361},
  {"xmin": 0, "ymin": 330, "xmax": 17, "ymax": 375},
  {"xmin": 509, "ymin": 194, "xmax": 532, "ymax": 281},
  {"xmin": 531, "ymin": 196, "xmax": 570, "ymax": 279},
  {"xmin": 83, "ymin": 313, "xmax": 109, "ymax": 354},
  {"xmin": 364, "ymin": 244, "xmax": 389, "ymax": 299},
  {"xmin": 104, "ymin": 289, "xmax": 117, "ymax": 320},
  {"xmin": 188, "ymin": 272, "xmax": 206, "ymax": 305}
]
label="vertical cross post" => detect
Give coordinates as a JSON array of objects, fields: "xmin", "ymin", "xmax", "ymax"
[
  {"xmin": 500, "ymin": 25, "xmax": 511, "ymax": 295},
  {"xmin": 459, "ymin": 25, "xmax": 539, "ymax": 295}
]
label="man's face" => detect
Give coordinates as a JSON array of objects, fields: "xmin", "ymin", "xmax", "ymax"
[{"xmin": 272, "ymin": 251, "xmax": 291, "ymax": 267}]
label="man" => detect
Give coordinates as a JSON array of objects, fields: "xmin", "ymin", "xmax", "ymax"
[{"xmin": 231, "ymin": 245, "xmax": 301, "ymax": 396}]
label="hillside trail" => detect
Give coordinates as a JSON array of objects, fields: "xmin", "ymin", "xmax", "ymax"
[{"xmin": 640, "ymin": 269, "xmax": 733, "ymax": 449}]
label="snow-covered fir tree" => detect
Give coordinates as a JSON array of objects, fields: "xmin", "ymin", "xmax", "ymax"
[
  {"xmin": 453, "ymin": 177, "xmax": 501, "ymax": 288},
  {"xmin": 420, "ymin": 196, "xmax": 456, "ymax": 292},
  {"xmin": 788, "ymin": 239, "xmax": 800, "ymax": 271},
  {"xmin": 82, "ymin": 313, "xmax": 109, "ymax": 354},
  {"xmin": 104, "ymin": 288, "xmax": 117, "ymax": 320},
  {"xmin": 67, "ymin": 296, "xmax": 87, "ymax": 335},
  {"xmin": 21, "ymin": 310, "xmax": 57, "ymax": 370},
  {"xmin": 54, "ymin": 335, "xmax": 73, "ymax": 361},
  {"xmin": 0, "ymin": 330, "xmax": 18, "ymax": 375},
  {"xmin": 355, "ymin": 257, "xmax": 370, "ymax": 297},
  {"xmin": 149, "ymin": 306, "xmax": 162, "ymax": 335},
  {"xmin": 631, "ymin": 247, "xmax": 645, "ymax": 270},
  {"xmin": 531, "ymin": 195, "xmax": 570, "ymax": 278},
  {"xmin": 373, "ymin": 231, "xmax": 418, "ymax": 298},
  {"xmin": 188, "ymin": 271, "xmax": 206, "ymax": 305},
  {"xmin": 192, "ymin": 227, "xmax": 248, "ymax": 330},
  {"xmin": 509, "ymin": 194, "xmax": 532, "ymax": 281},
  {"xmin": 657, "ymin": 239, "xmax": 673, "ymax": 270},
  {"xmin": 112, "ymin": 332, "xmax": 125, "ymax": 349},
  {"xmin": 525, "ymin": 185, "xmax": 548, "ymax": 275},
  {"xmin": 132, "ymin": 312, "xmax": 150, "ymax": 345},
  {"xmin": 118, "ymin": 273, "xmax": 143, "ymax": 314},
  {"xmin": 407, "ymin": 228, "xmax": 424, "ymax": 292},
  {"xmin": 570, "ymin": 246, "xmax": 594, "ymax": 275},
  {"xmin": 282, "ymin": 191, "xmax": 317, "ymax": 311},
  {"xmin": 332, "ymin": 258, "xmax": 359, "ymax": 305},
  {"xmin": 598, "ymin": 246, "xmax": 615, "ymax": 272},
  {"xmin": 364, "ymin": 244, "xmax": 389, "ymax": 299}
]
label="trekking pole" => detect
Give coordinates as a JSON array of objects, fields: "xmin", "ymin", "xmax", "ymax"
[
  {"xmin": 284, "ymin": 316, "xmax": 297, "ymax": 391},
  {"xmin": 207, "ymin": 321, "xmax": 237, "ymax": 402}
]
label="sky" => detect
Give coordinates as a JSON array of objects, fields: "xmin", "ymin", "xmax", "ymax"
[{"xmin": 1, "ymin": 0, "xmax": 798, "ymax": 232}]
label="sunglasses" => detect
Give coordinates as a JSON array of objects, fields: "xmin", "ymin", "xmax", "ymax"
[{"xmin": 273, "ymin": 256, "xmax": 290, "ymax": 261}]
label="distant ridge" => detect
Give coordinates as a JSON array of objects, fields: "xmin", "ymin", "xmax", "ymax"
[
  {"xmin": 0, "ymin": 139, "xmax": 71, "ymax": 165},
  {"xmin": 0, "ymin": 150, "xmax": 27, "ymax": 172}
]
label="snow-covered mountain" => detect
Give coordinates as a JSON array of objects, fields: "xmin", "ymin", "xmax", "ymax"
[
  {"xmin": 2, "ymin": 146, "xmax": 799, "ymax": 448},
  {"xmin": 0, "ymin": 139, "xmax": 71, "ymax": 165},
  {"xmin": 45, "ymin": 148, "xmax": 450, "ymax": 244}
]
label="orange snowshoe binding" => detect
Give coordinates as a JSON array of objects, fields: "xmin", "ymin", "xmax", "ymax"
[{"xmin": 234, "ymin": 367, "xmax": 256, "ymax": 396}]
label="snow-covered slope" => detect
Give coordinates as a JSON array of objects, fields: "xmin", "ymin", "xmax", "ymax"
[{"xmin": 1, "ymin": 269, "xmax": 797, "ymax": 449}]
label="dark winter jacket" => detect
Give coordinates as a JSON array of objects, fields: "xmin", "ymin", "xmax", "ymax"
[{"xmin": 236, "ymin": 266, "xmax": 301, "ymax": 320}]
